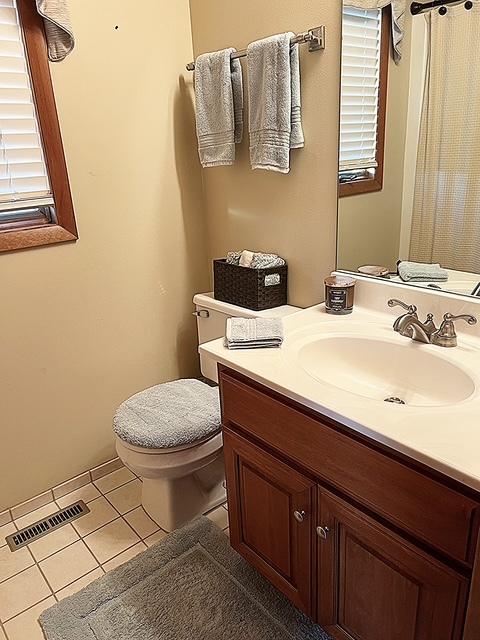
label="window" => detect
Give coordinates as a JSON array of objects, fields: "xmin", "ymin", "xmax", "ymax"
[
  {"xmin": 339, "ymin": 6, "xmax": 389, "ymax": 197},
  {"xmin": 0, "ymin": 0, "xmax": 76, "ymax": 252}
]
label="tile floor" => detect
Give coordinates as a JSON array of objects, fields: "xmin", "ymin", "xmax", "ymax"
[{"xmin": 0, "ymin": 467, "xmax": 229, "ymax": 639}]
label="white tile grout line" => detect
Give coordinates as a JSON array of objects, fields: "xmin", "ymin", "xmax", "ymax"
[
  {"xmin": 0, "ymin": 513, "xmax": 229, "ymax": 630},
  {"xmin": 102, "ymin": 492, "xmax": 140, "ymax": 516},
  {"xmin": 6, "ymin": 477, "xmax": 136, "ymax": 538},
  {"xmin": 1, "ymin": 458, "xmax": 125, "ymax": 527},
  {"xmin": 13, "ymin": 502, "xmax": 224, "ymax": 574},
  {"xmin": 0, "ymin": 524, "xmax": 143, "ymax": 621},
  {"xmin": 1, "ymin": 476, "xmax": 228, "ymax": 627},
  {"xmin": 34, "ymin": 557, "xmax": 59, "ymax": 604},
  {"xmin": 1, "ymin": 474, "xmax": 138, "ymax": 629},
  {"xmin": 2, "ymin": 594, "xmax": 54, "ymax": 626},
  {"xmin": 2, "ymin": 489, "xmax": 227, "ymax": 568},
  {"xmin": 3, "ymin": 502, "xmax": 144, "ymax": 567},
  {"xmin": 2, "ymin": 486, "xmax": 165, "ymax": 582},
  {"xmin": 93, "ymin": 476, "xmax": 139, "ymax": 497}
]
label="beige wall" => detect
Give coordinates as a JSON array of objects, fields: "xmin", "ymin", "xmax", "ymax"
[
  {"xmin": 337, "ymin": 11, "xmax": 413, "ymax": 272},
  {"xmin": 189, "ymin": 0, "xmax": 341, "ymax": 308},
  {"xmin": 0, "ymin": 0, "xmax": 208, "ymax": 511}
]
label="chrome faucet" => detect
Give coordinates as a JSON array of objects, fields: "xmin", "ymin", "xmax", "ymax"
[
  {"xmin": 387, "ymin": 299, "xmax": 436, "ymax": 344},
  {"xmin": 431, "ymin": 314, "xmax": 478, "ymax": 348},
  {"xmin": 388, "ymin": 299, "xmax": 418, "ymax": 333},
  {"xmin": 387, "ymin": 299, "xmax": 477, "ymax": 348}
]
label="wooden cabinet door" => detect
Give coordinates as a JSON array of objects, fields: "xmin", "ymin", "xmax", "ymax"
[
  {"xmin": 223, "ymin": 428, "xmax": 315, "ymax": 615},
  {"xmin": 317, "ymin": 490, "xmax": 467, "ymax": 640}
]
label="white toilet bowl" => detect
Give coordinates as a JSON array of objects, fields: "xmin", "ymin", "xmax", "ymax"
[
  {"xmin": 116, "ymin": 431, "xmax": 225, "ymax": 532},
  {"xmin": 114, "ymin": 293, "xmax": 300, "ymax": 533}
]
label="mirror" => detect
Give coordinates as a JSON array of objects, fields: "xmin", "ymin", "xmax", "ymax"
[{"xmin": 337, "ymin": 0, "xmax": 480, "ymax": 298}]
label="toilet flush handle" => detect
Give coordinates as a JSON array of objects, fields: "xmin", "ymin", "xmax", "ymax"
[{"xmin": 193, "ymin": 310, "xmax": 210, "ymax": 318}]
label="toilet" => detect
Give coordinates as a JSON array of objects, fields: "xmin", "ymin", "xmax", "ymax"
[{"xmin": 114, "ymin": 292, "xmax": 299, "ymax": 532}]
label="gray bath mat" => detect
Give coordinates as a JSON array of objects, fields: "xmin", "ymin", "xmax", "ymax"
[{"xmin": 40, "ymin": 516, "xmax": 330, "ymax": 640}]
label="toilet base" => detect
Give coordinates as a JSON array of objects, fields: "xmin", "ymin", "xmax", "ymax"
[{"xmin": 141, "ymin": 454, "xmax": 227, "ymax": 532}]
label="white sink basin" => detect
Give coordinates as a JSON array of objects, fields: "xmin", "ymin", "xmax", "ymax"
[{"xmin": 292, "ymin": 335, "xmax": 475, "ymax": 407}]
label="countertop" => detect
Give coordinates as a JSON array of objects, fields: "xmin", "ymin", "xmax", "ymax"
[{"xmin": 200, "ymin": 303, "xmax": 480, "ymax": 492}]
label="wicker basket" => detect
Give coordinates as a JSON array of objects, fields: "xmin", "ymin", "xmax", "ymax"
[{"xmin": 213, "ymin": 259, "xmax": 288, "ymax": 311}]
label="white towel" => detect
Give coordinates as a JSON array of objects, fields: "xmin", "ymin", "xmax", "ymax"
[
  {"xmin": 35, "ymin": 0, "xmax": 74, "ymax": 62},
  {"xmin": 239, "ymin": 250, "xmax": 254, "ymax": 268},
  {"xmin": 194, "ymin": 48, "xmax": 244, "ymax": 168},
  {"xmin": 247, "ymin": 33, "xmax": 304, "ymax": 173},
  {"xmin": 225, "ymin": 317, "xmax": 284, "ymax": 350}
]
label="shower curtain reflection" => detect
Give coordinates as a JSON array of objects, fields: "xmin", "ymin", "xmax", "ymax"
[{"xmin": 409, "ymin": 3, "xmax": 480, "ymax": 272}]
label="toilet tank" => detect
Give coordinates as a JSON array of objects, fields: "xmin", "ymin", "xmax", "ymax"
[{"xmin": 193, "ymin": 293, "xmax": 300, "ymax": 382}]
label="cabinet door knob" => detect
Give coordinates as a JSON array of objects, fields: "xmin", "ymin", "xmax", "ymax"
[
  {"xmin": 316, "ymin": 526, "xmax": 330, "ymax": 540},
  {"xmin": 293, "ymin": 510, "xmax": 307, "ymax": 523}
]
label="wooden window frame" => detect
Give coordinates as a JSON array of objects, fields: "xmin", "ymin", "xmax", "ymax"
[
  {"xmin": 339, "ymin": 7, "xmax": 390, "ymax": 198},
  {"xmin": 0, "ymin": 0, "xmax": 77, "ymax": 253}
]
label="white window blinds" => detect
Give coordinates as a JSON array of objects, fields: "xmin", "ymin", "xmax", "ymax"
[
  {"xmin": 0, "ymin": 0, "xmax": 53, "ymax": 212},
  {"xmin": 340, "ymin": 7, "xmax": 382, "ymax": 172}
]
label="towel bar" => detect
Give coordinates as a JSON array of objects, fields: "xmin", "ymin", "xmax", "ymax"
[{"xmin": 186, "ymin": 26, "xmax": 325, "ymax": 71}]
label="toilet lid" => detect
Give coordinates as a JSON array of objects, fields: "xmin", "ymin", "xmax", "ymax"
[{"xmin": 114, "ymin": 379, "xmax": 221, "ymax": 450}]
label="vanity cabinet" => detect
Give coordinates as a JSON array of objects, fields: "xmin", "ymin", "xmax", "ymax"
[
  {"xmin": 224, "ymin": 429, "xmax": 314, "ymax": 614},
  {"xmin": 219, "ymin": 366, "xmax": 479, "ymax": 640},
  {"xmin": 318, "ymin": 490, "xmax": 466, "ymax": 640}
]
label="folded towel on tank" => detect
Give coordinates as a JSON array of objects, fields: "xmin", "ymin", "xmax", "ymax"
[{"xmin": 225, "ymin": 317, "xmax": 284, "ymax": 350}]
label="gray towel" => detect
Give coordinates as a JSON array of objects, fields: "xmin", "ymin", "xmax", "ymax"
[
  {"xmin": 289, "ymin": 42, "xmax": 304, "ymax": 149},
  {"xmin": 195, "ymin": 49, "xmax": 244, "ymax": 168},
  {"xmin": 247, "ymin": 33, "xmax": 304, "ymax": 173},
  {"xmin": 226, "ymin": 250, "xmax": 286, "ymax": 269},
  {"xmin": 398, "ymin": 261, "xmax": 449, "ymax": 282},
  {"xmin": 36, "ymin": 0, "xmax": 74, "ymax": 62},
  {"xmin": 225, "ymin": 317, "xmax": 284, "ymax": 350},
  {"xmin": 231, "ymin": 57, "xmax": 244, "ymax": 144}
]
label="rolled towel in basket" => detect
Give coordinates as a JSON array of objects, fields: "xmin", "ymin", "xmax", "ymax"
[
  {"xmin": 225, "ymin": 317, "xmax": 284, "ymax": 350},
  {"xmin": 226, "ymin": 250, "xmax": 286, "ymax": 269},
  {"xmin": 398, "ymin": 261, "xmax": 448, "ymax": 282}
]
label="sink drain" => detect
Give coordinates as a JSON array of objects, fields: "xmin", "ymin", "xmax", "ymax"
[{"xmin": 384, "ymin": 397, "xmax": 406, "ymax": 405}]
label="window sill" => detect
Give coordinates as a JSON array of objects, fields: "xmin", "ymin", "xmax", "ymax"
[
  {"xmin": 0, "ymin": 223, "xmax": 78, "ymax": 253},
  {"xmin": 339, "ymin": 177, "xmax": 383, "ymax": 198}
]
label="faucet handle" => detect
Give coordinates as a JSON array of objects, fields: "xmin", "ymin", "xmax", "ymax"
[
  {"xmin": 423, "ymin": 313, "xmax": 437, "ymax": 336},
  {"xmin": 443, "ymin": 313, "xmax": 477, "ymax": 326},
  {"xmin": 387, "ymin": 299, "xmax": 418, "ymax": 316},
  {"xmin": 432, "ymin": 313, "xmax": 477, "ymax": 348}
]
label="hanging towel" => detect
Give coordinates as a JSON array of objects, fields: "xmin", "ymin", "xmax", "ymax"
[
  {"xmin": 290, "ymin": 42, "xmax": 304, "ymax": 149},
  {"xmin": 247, "ymin": 33, "xmax": 304, "ymax": 173},
  {"xmin": 35, "ymin": 0, "xmax": 75, "ymax": 62},
  {"xmin": 343, "ymin": 1, "xmax": 406, "ymax": 63},
  {"xmin": 231, "ymin": 56, "xmax": 244, "ymax": 144},
  {"xmin": 194, "ymin": 48, "xmax": 244, "ymax": 168}
]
